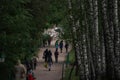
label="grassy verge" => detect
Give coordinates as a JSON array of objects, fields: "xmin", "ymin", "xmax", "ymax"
[
  {"xmin": 69, "ymin": 50, "xmax": 75, "ymax": 64},
  {"xmin": 64, "ymin": 50, "xmax": 79, "ymax": 80}
]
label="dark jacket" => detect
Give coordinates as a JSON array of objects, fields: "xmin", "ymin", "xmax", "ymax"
[
  {"xmin": 54, "ymin": 51, "xmax": 59, "ymax": 57},
  {"xmin": 47, "ymin": 50, "xmax": 52, "ymax": 63}
]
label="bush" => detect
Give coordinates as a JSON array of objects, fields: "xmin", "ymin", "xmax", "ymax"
[{"xmin": 0, "ymin": 63, "xmax": 14, "ymax": 80}]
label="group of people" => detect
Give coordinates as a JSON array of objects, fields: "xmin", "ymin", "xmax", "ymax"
[
  {"xmin": 14, "ymin": 57, "xmax": 38, "ymax": 80},
  {"xmin": 43, "ymin": 48, "xmax": 59, "ymax": 71},
  {"xmin": 42, "ymin": 40, "xmax": 69, "ymax": 71},
  {"xmin": 43, "ymin": 49, "xmax": 53, "ymax": 71},
  {"xmin": 14, "ymin": 39, "xmax": 69, "ymax": 80},
  {"xmin": 43, "ymin": 37, "xmax": 52, "ymax": 47},
  {"xmin": 55, "ymin": 40, "xmax": 69, "ymax": 53}
]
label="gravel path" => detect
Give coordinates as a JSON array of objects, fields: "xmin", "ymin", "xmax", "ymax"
[{"xmin": 33, "ymin": 40, "xmax": 70, "ymax": 80}]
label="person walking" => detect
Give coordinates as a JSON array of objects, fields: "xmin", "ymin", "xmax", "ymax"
[
  {"xmin": 59, "ymin": 40, "xmax": 63, "ymax": 53},
  {"xmin": 55, "ymin": 40, "xmax": 59, "ymax": 51},
  {"xmin": 33, "ymin": 57, "xmax": 37, "ymax": 70},
  {"xmin": 14, "ymin": 60, "xmax": 27, "ymax": 80},
  {"xmin": 47, "ymin": 50, "xmax": 53, "ymax": 71},
  {"xmin": 54, "ymin": 49, "xmax": 59, "ymax": 63},
  {"xmin": 65, "ymin": 41, "xmax": 69, "ymax": 53},
  {"xmin": 43, "ymin": 49, "xmax": 49, "ymax": 62},
  {"xmin": 48, "ymin": 37, "xmax": 52, "ymax": 46},
  {"xmin": 24, "ymin": 58, "xmax": 31, "ymax": 80}
]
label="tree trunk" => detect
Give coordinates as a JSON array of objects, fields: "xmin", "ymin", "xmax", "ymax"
[
  {"xmin": 113, "ymin": 0, "xmax": 120, "ymax": 79},
  {"xmin": 67, "ymin": 0, "xmax": 79, "ymax": 76},
  {"xmin": 101, "ymin": 0, "xmax": 115, "ymax": 79}
]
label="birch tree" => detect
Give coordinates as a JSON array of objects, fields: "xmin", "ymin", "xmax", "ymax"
[{"xmin": 48, "ymin": 0, "xmax": 120, "ymax": 80}]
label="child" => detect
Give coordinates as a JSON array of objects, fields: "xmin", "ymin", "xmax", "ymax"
[{"xmin": 28, "ymin": 69, "xmax": 36, "ymax": 80}]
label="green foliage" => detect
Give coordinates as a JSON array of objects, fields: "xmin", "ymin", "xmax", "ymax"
[
  {"xmin": 60, "ymin": 19, "xmax": 72, "ymax": 40},
  {"xmin": 0, "ymin": 0, "xmax": 51, "ymax": 59},
  {"xmin": 0, "ymin": 63, "xmax": 12, "ymax": 80},
  {"xmin": 46, "ymin": 0, "xmax": 72, "ymax": 40},
  {"xmin": 67, "ymin": 50, "xmax": 75, "ymax": 64},
  {"xmin": 64, "ymin": 67, "xmax": 79, "ymax": 80},
  {"xmin": 0, "ymin": 0, "xmax": 51, "ymax": 79},
  {"xmin": 0, "ymin": 0, "xmax": 73, "ymax": 79},
  {"xmin": 47, "ymin": 0, "xmax": 67, "ymax": 25},
  {"xmin": 42, "ymin": 34, "xmax": 51, "ymax": 41},
  {"xmin": 64, "ymin": 50, "xmax": 79, "ymax": 80}
]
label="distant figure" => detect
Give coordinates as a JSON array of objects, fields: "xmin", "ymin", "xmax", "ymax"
[
  {"xmin": 47, "ymin": 50, "xmax": 53, "ymax": 71},
  {"xmin": 55, "ymin": 40, "xmax": 59, "ymax": 51},
  {"xmin": 65, "ymin": 42, "xmax": 69, "ymax": 53},
  {"xmin": 43, "ymin": 49, "xmax": 49, "ymax": 62},
  {"xmin": 24, "ymin": 58, "xmax": 31, "ymax": 80},
  {"xmin": 48, "ymin": 37, "xmax": 52, "ymax": 46},
  {"xmin": 30, "ymin": 59, "xmax": 34, "ymax": 70},
  {"xmin": 59, "ymin": 40, "xmax": 63, "ymax": 53},
  {"xmin": 54, "ymin": 49, "xmax": 59, "ymax": 63},
  {"xmin": 24, "ymin": 58, "xmax": 30, "ymax": 71},
  {"xmin": 33, "ymin": 57, "xmax": 37, "ymax": 70},
  {"xmin": 14, "ymin": 60, "xmax": 27, "ymax": 80}
]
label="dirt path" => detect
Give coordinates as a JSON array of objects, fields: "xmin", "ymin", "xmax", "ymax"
[{"xmin": 34, "ymin": 40, "xmax": 70, "ymax": 80}]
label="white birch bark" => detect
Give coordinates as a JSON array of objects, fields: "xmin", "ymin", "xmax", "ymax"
[
  {"xmin": 101, "ymin": 0, "xmax": 115, "ymax": 79},
  {"xmin": 113, "ymin": 0, "xmax": 120, "ymax": 79},
  {"xmin": 68, "ymin": 0, "xmax": 81, "ymax": 77}
]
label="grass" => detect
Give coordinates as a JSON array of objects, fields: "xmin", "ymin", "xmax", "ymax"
[
  {"xmin": 64, "ymin": 50, "xmax": 79, "ymax": 80},
  {"xmin": 64, "ymin": 67, "xmax": 79, "ymax": 80},
  {"xmin": 66, "ymin": 50, "xmax": 75, "ymax": 64}
]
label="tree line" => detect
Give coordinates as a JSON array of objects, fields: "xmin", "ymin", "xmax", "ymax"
[
  {"xmin": 66, "ymin": 0, "xmax": 120, "ymax": 80},
  {"xmin": 36, "ymin": 1, "xmax": 120, "ymax": 80},
  {"xmin": 0, "ymin": 0, "xmax": 51, "ymax": 61},
  {"xmin": 0, "ymin": 0, "xmax": 51, "ymax": 79},
  {"xmin": 0, "ymin": 0, "xmax": 120, "ymax": 80}
]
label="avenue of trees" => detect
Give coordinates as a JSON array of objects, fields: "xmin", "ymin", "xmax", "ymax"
[
  {"xmin": 66, "ymin": 0, "xmax": 120, "ymax": 80},
  {"xmin": 48, "ymin": 0, "xmax": 120, "ymax": 80},
  {"xmin": 0, "ymin": 0, "xmax": 120, "ymax": 80}
]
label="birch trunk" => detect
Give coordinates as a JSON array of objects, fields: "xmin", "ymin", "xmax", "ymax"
[
  {"xmin": 101, "ymin": 0, "xmax": 115, "ymax": 79},
  {"xmin": 68, "ymin": 0, "xmax": 80, "ymax": 76},
  {"xmin": 113, "ymin": 0, "xmax": 120, "ymax": 79},
  {"xmin": 93, "ymin": 0, "xmax": 101, "ymax": 80},
  {"xmin": 66, "ymin": 0, "xmax": 120, "ymax": 80}
]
